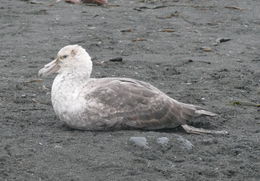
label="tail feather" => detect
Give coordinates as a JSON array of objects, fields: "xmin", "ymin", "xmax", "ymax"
[
  {"xmin": 179, "ymin": 102, "xmax": 217, "ymax": 120},
  {"xmin": 195, "ymin": 109, "xmax": 217, "ymax": 116}
]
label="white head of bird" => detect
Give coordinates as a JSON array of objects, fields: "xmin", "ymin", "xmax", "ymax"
[{"xmin": 38, "ymin": 45, "xmax": 92, "ymax": 78}]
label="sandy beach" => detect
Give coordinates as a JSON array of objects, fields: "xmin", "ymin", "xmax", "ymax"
[{"xmin": 0, "ymin": 0, "xmax": 259, "ymax": 180}]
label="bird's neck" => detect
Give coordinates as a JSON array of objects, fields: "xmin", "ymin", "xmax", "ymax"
[{"xmin": 52, "ymin": 69, "xmax": 90, "ymax": 92}]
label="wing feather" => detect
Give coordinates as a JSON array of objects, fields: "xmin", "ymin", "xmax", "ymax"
[{"xmin": 81, "ymin": 78, "xmax": 182, "ymax": 130}]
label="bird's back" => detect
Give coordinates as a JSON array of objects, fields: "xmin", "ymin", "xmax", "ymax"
[{"xmin": 73, "ymin": 77, "xmax": 184, "ymax": 130}]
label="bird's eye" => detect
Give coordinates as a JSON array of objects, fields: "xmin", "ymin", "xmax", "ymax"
[{"xmin": 60, "ymin": 55, "xmax": 68, "ymax": 59}]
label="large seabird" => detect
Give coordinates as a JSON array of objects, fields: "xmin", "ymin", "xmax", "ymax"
[{"xmin": 38, "ymin": 45, "xmax": 228, "ymax": 134}]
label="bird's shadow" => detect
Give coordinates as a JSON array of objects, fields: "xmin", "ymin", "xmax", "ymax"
[{"xmin": 59, "ymin": 123, "xmax": 186, "ymax": 134}]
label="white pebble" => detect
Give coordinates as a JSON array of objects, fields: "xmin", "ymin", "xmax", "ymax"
[
  {"xmin": 156, "ymin": 137, "xmax": 169, "ymax": 145},
  {"xmin": 129, "ymin": 137, "xmax": 149, "ymax": 149},
  {"xmin": 177, "ymin": 136, "xmax": 194, "ymax": 150},
  {"xmin": 54, "ymin": 145, "xmax": 62, "ymax": 149}
]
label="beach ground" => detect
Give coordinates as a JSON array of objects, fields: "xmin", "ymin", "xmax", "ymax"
[{"xmin": 0, "ymin": 0, "xmax": 259, "ymax": 180}]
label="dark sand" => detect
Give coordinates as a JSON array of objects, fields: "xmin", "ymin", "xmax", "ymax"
[{"xmin": 1, "ymin": 0, "xmax": 259, "ymax": 180}]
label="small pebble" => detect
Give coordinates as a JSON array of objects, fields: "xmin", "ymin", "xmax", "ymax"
[
  {"xmin": 15, "ymin": 84, "xmax": 23, "ymax": 90},
  {"xmin": 109, "ymin": 57, "xmax": 123, "ymax": 62},
  {"xmin": 177, "ymin": 136, "xmax": 194, "ymax": 150},
  {"xmin": 156, "ymin": 137, "xmax": 169, "ymax": 146},
  {"xmin": 21, "ymin": 94, "xmax": 27, "ymax": 98},
  {"xmin": 213, "ymin": 37, "xmax": 231, "ymax": 46},
  {"xmin": 54, "ymin": 145, "xmax": 63, "ymax": 149},
  {"xmin": 129, "ymin": 137, "xmax": 149, "ymax": 149},
  {"xmin": 201, "ymin": 47, "xmax": 212, "ymax": 52},
  {"xmin": 216, "ymin": 37, "xmax": 231, "ymax": 43}
]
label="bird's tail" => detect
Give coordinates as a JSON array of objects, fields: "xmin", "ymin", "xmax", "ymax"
[
  {"xmin": 178, "ymin": 102, "xmax": 217, "ymax": 120},
  {"xmin": 172, "ymin": 101, "xmax": 228, "ymax": 135}
]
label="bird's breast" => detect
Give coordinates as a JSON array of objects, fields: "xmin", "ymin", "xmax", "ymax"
[{"xmin": 51, "ymin": 76, "xmax": 86, "ymax": 122}]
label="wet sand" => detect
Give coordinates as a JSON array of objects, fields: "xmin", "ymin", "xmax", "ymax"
[{"xmin": 0, "ymin": 0, "xmax": 259, "ymax": 180}]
